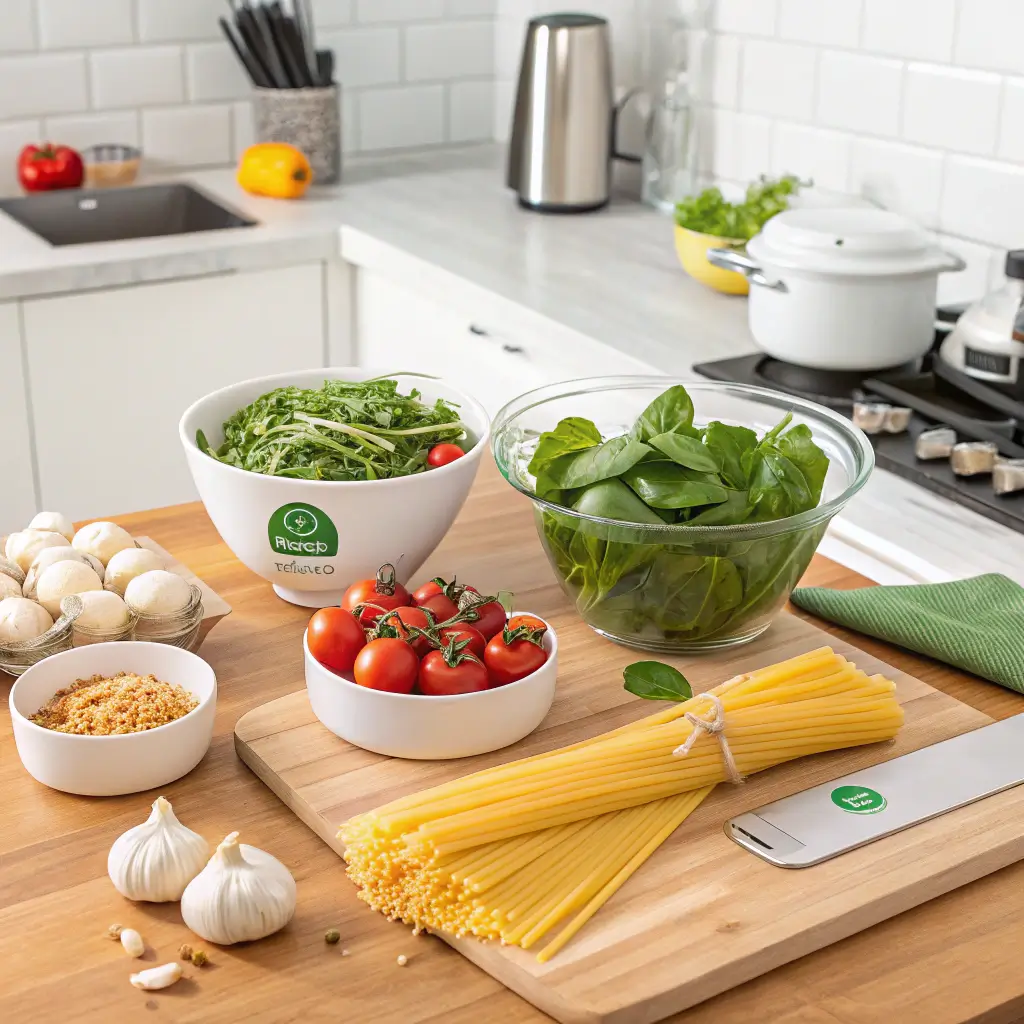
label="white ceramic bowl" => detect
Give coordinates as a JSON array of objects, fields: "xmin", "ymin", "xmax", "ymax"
[
  {"xmin": 9, "ymin": 641, "xmax": 217, "ymax": 796},
  {"xmin": 304, "ymin": 614, "xmax": 558, "ymax": 759},
  {"xmin": 179, "ymin": 368, "xmax": 490, "ymax": 608}
]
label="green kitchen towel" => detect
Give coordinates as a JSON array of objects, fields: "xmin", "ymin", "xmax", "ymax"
[{"xmin": 790, "ymin": 573, "xmax": 1024, "ymax": 695}]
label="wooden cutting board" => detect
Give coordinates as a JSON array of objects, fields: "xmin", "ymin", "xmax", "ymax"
[{"xmin": 235, "ymin": 611, "xmax": 1024, "ymax": 1024}]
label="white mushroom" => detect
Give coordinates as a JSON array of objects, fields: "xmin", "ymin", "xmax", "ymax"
[
  {"xmin": 35, "ymin": 561, "xmax": 104, "ymax": 618},
  {"xmin": 72, "ymin": 522, "xmax": 135, "ymax": 567},
  {"xmin": 0, "ymin": 574, "xmax": 21, "ymax": 600},
  {"xmin": 75, "ymin": 590, "xmax": 130, "ymax": 632},
  {"xmin": 24, "ymin": 546, "xmax": 104, "ymax": 600},
  {"xmin": 0, "ymin": 597, "xmax": 53, "ymax": 644},
  {"xmin": 5, "ymin": 531, "xmax": 67, "ymax": 573},
  {"xmin": 104, "ymin": 548, "xmax": 164, "ymax": 597},
  {"xmin": 124, "ymin": 570, "xmax": 191, "ymax": 617},
  {"xmin": 27, "ymin": 511, "xmax": 75, "ymax": 542}
]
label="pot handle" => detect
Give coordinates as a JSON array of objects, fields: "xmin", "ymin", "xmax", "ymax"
[
  {"xmin": 707, "ymin": 248, "xmax": 788, "ymax": 292},
  {"xmin": 937, "ymin": 248, "xmax": 967, "ymax": 273}
]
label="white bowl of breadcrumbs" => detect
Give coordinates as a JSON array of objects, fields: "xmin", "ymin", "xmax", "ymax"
[{"xmin": 9, "ymin": 641, "xmax": 216, "ymax": 795}]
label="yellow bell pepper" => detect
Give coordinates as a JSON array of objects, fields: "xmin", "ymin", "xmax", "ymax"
[{"xmin": 237, "ymin": 143, "xmax": 312, "ymax": 199}]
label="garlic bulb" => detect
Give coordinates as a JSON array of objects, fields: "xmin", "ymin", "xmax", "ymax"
[
  {"xmin": 72, "ymin": 521, "xmax": 135, "ymax": 566},
  {"xmin": 104, "ymin": 547, "xmax": 164, "ymax": 596},
  {"xmin": 27, "ymin": 511, "xmax": 74, "ymax": 542},
  {"xmin": 6, "ymin": 530, "xmax": 67, "ymax": 572},
  {"xmin": 107, "ymin": 796, "xmax": 209, "ymax": 902},
  {"xmin": 35, "ymin": 560, "xmax": 103, "ymax": 618},
  {"xmin": 75, "ymin": 590, "xmax": 130, "ymax": 632},
  {"xmin": 0, "ymin": 573, "xmax": 21, "ymax": 601},
  {"xmin": 125, "ymin": 570, "xmax": 191, "ymax": 616},
  {"xmin": 181, "ymin": 832, "xmax": 296, "ymax": 945},
  {"xmin": 0, "ymin": 597, "xmax": 53, "ymax": 644},
  {"xmin": 25, "ymin": 546, "xmax": 104, "ymax": 599}
]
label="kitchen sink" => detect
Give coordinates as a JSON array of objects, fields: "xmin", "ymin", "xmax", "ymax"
[{"xmin": 0, "ymin": 183, "xmax": 257, "ymax": 246}]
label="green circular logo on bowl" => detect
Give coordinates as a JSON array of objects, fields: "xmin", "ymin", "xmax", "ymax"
[
  {"xmin": 831, "ymin": 785, "xmax": 887, "ymax": 815},
  {"xmin": 268, "ymin": 503, "xmax": 338, "ymax": 557}
]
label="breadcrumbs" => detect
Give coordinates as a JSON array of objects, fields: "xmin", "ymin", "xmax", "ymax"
[{"xmin": 31, "ymin": 672, "xmax": 198, "ymax": 735}]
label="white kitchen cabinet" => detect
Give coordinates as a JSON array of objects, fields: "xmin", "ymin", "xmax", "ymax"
[
  {"xmin": 22, "ymin": 263, "xmax": 325, "ymax": 520},
  {"xmin": 354, "ymin": 269, "xmax": 656, "ymax": 417},
  {"xmin": 0, "ymin": 301, "xmax": 37, "ymax": 533}
]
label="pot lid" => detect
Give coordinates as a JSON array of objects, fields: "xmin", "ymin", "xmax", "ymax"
[{"xmin": 748, "ymin": 207, "xmax": 957, "ymax": 276}]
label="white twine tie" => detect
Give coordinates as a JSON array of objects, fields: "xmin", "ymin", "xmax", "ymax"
[{"xmin": 672, "ymin": 692, "xmax": 744, "ymax": 784}]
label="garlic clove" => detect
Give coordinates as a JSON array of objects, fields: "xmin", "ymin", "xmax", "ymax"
[
  {"xmin": 181, "ymin": 831, "xmax": 297, "ymax": 946},
  {"xmin": 130, "ymin": 962, "xmax": 182, "ymax": 991},
  {"xmin": 120, "ymin": 928, "xmax": 145, "ymax": 958},
  {"xmin": 108, "ymin": 796, "xmax": 209, "ymax": 903}
]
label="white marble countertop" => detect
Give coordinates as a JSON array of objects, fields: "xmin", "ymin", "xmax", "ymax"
[{"xmin": 2, "ymin": 143, "xmax": 1023, "ymax": 589}]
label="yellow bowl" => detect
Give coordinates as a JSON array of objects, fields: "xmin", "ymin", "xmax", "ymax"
[{"xmin": 673, "ymin": 224, "xmax": 750, "ymax": 296}]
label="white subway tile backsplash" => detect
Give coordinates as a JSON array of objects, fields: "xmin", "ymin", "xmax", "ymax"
[
  {"xmin": 321, "ymin": 27, "xmax": 400, "ymax": 87},
  {"xmin": 231, "ymin": 100, "xmax": 254, "ymax": 159},
  {"xmin": 0, "ymin": 120, "xmax": 42, "ymax": 195},
  {"xmin": 356, "ymin": 0, "xmax": 444, "ymax": 22},
  {"xmin": 849, "ymin": 138, "xmax": 943, "ymax": 227},
  {"xmin": 311, "ymin": 0, "xmax": 353, "ymax": 27},
  {"xmin": 777, "ymin": 0, "xmax": 862, "ymax": 48},
  {"xmin": 446, "ymin": 0, "xmax": 498, "ymax": 14},
  {"xmin": 405, "ymin": 21, "xmax": 495, "ymax": 82},
  {"xmin": 711, "ymin": 0, "xmax": 778, "ymax": 37},
  {"xmin": 0, "ymin": 53, "xmax": 87, "ymax": 119},
  {"xmin": 707, "ymin": 108, "xmax": 774, "ymax": 183},
  {"xmin": 187, "ymin": 42, "xmax": 253, "ymax": 102},
  {"xmin": 941, "ymin": 156, "xmax": 1024, "ymax": 248},
  {"xmin": 137, "ymin": 0, "xmax": 221, "ymax": 43},
  {"xmin": 771, "ymin": 122, "xmax": 851, "ymax": 191},
  {"xmin": 740, "ymin": 40, "xmax": 817, "ymax": 120},
  {"xmin": 956, "ymin": 0, "xmax": 1024, "ymax": 76},
  {"xmin": 38, "ymin": 0, "xmax": 134, "ymax": 49},
  {"xmin": 142, "ymin": 104, "xmax": 232, "ymax": 168},
  {"xmin": 449, "ymin": 79, "xmax": 495, "ymax": 141},
  {"xmin": 1, "ymin": 1, "xmax": 36, "ymax": 53},
  {"xmin": 903, "ymin": 64, "xmax": 1000, "ymax": 156},
  {"xmin": 862, "ymin": 0, "xmax": 957, "ymax": 63},
  {"xmin": 44, "ymin": 111, "xmax": 140, "ymax": 150},
  {"xmin": 359, "ymin": 84, "xmax": 444, "ymax": 150},
  {"xmin": 935, "ymin": 235, "xmax": 998, "ymax": 305},
  {"xmin": 817, "ymin": 50, "xmax": 903, "ymax": 137},
  {"xmin": 998, "ymin": 78, "xmax": 1024, "ymax": 163},
  {"xmin": 707, "ymin": 33, "xmax": 741, "ymax": 109},
  {"xmin": 91, "ymin": 46, "xmax": 185, "ymax": 109}
]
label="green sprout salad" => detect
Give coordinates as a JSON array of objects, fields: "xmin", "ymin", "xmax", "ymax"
[
  {"xmin": 526, "ymin": 384, "xmax": 831, "ymax": 647},
  {"xmin": 197, "ymin": 377, "xmax": 467, "ymax": 481},
  {"xmin": 674, "ymin": 174, "xmax": 805, "ymax": 241}
]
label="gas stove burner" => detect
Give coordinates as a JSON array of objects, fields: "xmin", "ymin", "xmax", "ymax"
[{"xmin": 755, "ymin": 357, "xmax": 914, "ymax": 408}]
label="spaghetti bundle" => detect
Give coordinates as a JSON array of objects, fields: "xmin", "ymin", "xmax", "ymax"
[{"xmin": 340, "ymin": 647, "xmax": 903, "ymax": 961}]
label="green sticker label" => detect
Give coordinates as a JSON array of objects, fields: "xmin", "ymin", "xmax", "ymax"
[
  {"xmin": 831, "ymin": 785, "xmax": 887, "ymax": 815},
  {"xmin": 268, "ymin": 503, "xmax": 338, "ymax": 557}
]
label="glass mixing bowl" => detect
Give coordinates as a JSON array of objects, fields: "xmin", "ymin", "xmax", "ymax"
[{"xmin": 492, "ymin": 378, "xmax": 874, "ymax": 653}]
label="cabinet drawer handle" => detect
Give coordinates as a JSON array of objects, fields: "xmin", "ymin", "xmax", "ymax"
[{"xmin": 502, "ymin": 343, "xmax": 525, "ymax": 355}]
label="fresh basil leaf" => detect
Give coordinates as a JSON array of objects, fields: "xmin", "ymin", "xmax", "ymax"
[
  {"xmin": 686, "ymin": 488, "xmax": 754, "ymax": 525},
  {"xmin": 571, "ymin": 478, "xmax": 665, "ymax": 524},
  {"xmin": 649, "ymin": 432, "xmax": 721, "ymax": 473},
  {"xmin": 528, "ymin": 416, "xmax": 603, "ymax": 498},
  {"xmin": 703, "ymin": 421, "xmax": 757, "ymax": 489},
  {"xmin": 631, "ymin": 385, "xmax": 695, "ymax": 442},
  {"xmin": 622, "ymin": 462, "xmax": 729, "ymax": 509},
  {"xmin": 623, "ymin": 661, "xmax": 692, "ymax": 701},
  {"xmin": 552, "ymin": 435, "xmax": 652, "ymax": 489},
  {"xmin": 776, "ymin": 423, "xmax": 829, "ymax": 504}
]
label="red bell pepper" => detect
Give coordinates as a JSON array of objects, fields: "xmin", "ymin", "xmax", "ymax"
[{"xmin": 17, "ymin": 143, "xmax": 84, "ymax": 192}]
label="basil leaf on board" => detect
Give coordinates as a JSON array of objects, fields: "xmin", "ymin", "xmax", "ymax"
[
  {"xmin": 622, "ymin": 462, "xmax": 730, "ymax": 509},
  {"xmin": 703, "ymin": 421, "xmax": 757, "ymax": 489},
  {"xmin": 649, "ymin": 432, "xmax": 722, "ymax": 473},
  {"xmin": 571, "ymin": 479, "xmax": 666, "ymax": 524},
  {"xmin": 552, "ymin": 435, "xmax": 652, "ymax": 489},
  {"xmin": 630, "ymin": 385, "xmax": 695, "ymax": 442},
  {"xmin": 623, "ymin": 661, "xmax": 693, "ymax": 701}
]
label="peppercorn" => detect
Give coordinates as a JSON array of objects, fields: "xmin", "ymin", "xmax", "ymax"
[
  {"xmin": 107, "ymin": 924, "xmax": 123, "ymax": 940},
  {"xmin": 191, "ymin": 950, "xmax": 209, "ymax": 967},
  {"xmin": 324, "ymin": 928, "xmax": 341, "ymax": 945},
  {"xmin": 178, "ymin": 944, "xmax": 193, "ymax": 961}
]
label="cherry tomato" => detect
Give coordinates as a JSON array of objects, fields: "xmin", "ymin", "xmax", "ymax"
[
  {"xmin": 418, "ymin": 592, "xmax": 459, "ymax": 623},
  {"xmin": 412, "ymin": 579, "xmax": 445, "ymax": 606},
  {"xmin": 353, "ymin": 637, "xmax": 419, "ymax": 693},
  {"xmin": 427, "ymin": 443, "xmax": 465, "ymax": 468},
  {"xmin": 462, "ymin": 597, "xmax": 507, "ymax": 641},
  {"xmin": 418, "ymin": 650, "xmax": 490, "ymax": 695},
  {"xmin": 509, "ymin": 613, "xmax": 547, "ymax": 633},
  {"xmin": 484, "ymin": 632, "xmax": 548, "ymax": 686},
  {"xmin": 379, "ymin": 605, "xmax": 432, "ymax": 657},
  {"xmin": 306, "ymin": 607, "xmax": 366, "ymax": 674},
  {"xmin": 438, "ymin": 624, "xmax": 486, "ymax": 660},
  {"xmin": 342, "ymin": 575, "xmax": 412, "ymax": 626}
]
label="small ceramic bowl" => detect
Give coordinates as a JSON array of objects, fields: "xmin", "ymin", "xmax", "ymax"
[
  {"xmin": 674, "ymin": 224, "xmax": 750, "ymax": 295},
  {"xmin": 304, "ymin": 613, "xmax": 558, "ymax": 759},
  {"xmin": 9, "ymin": 641, "xmax": 217, "ymax": 796}
]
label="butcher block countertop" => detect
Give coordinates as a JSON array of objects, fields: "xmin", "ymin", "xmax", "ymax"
[{"xmin": 2, "ymin": 461, "xmax": 1024, "ymax": 1024}]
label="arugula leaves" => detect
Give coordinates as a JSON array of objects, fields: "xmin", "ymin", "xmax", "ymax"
[{"xmin": 529, "ymin": 383, "xmax": 830, "ymax": 646}]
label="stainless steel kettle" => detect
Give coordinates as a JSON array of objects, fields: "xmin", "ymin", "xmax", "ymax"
[{"xmin": 507, "ymin": 13, "xmax": 637, "ymax": 212}]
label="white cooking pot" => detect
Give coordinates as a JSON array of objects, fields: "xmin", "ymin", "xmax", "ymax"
[{"xmin": 708, "ymin": 208, "xmax": 965, "ymax": 370}]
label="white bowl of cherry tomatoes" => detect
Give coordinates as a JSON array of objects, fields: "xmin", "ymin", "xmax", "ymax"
[{"xmin": 303, "ymin": 568, "xmax": 558, "ymax": 759}]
